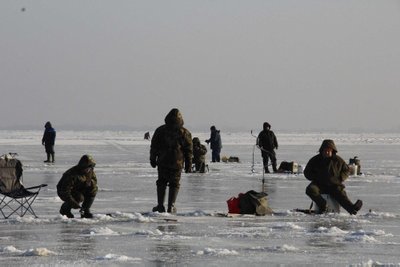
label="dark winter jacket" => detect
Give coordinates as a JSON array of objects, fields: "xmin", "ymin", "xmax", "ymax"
[
  {"xmin": 257, "ymin": 128, "xmax": 278, "ymax": 154},
  {"xmin": 42, "ymin": 122, "xmax": 56, "ymax": 146},
  {"xmin": 57, "ymin": 155, "xmax": 98, "ymax": 208},
  {"xmin": 304, "ymin": 140, "xmax": 349, "ymax": 187},
  {"xmin": 206, "ymin": 128, "xmax": 222, "ymax": 151},
  {"xmin": 192, "ymin": 137, "xmax": 207, "ymax": 164},
  {"xmin": 150, "ymin": 109, "xmax": 193, "ymax": 171}
]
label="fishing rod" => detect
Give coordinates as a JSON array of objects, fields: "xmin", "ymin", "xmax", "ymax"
[{"xmin": 251, "ymin": 130, "xmax": 267, "ymax": 193}]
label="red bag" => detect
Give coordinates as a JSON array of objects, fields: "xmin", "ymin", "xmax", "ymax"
[{"xmin": 227, "ymin": 193, "xmax": 243, "ymax": 214}]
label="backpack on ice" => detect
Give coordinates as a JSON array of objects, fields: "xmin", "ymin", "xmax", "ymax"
[{"xmin": 227, "ymin": 190, "xmax": 273, "ymax": 216}]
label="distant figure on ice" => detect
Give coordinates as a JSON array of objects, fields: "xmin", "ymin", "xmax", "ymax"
[
  {"xmin": 57, "ymin": 155, "xmax": 98, "ymax": 218},
  {"xmin": 150, "ymin": 108, "xmax": 193, "ymax": 213},
  {"xmin": 304, "ymin": 139, "xmax": 363, "ymax": 215},
  {"xmin": 42, "ymin": 121, "xmax": 56, "ymax": 163},
  {"xmin": 256, "ymin": 122, "xmax": 278, "ymax": 173},
  {"xmin": 205, "ymin": 125, "xmax": 222, "ymax": 162},
  {"xmin": 192, "ymin": 137, "xmax": 207, "ymax": 173},
  {"xmin": 144, "ymin": 132, "xmax": 151, "ymax": 140},
  {"xmin": 349, "ymin": 156, "xmax": 362, "ymax": 175}
]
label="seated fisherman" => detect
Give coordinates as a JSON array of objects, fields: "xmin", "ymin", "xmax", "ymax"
[
  {"xmin": 192, "ymin": 137, "xmax": 207, "ymax": 173},
  {"xmin": 303, "ymin": 139, "xmax": 363, "ymax": 215}
]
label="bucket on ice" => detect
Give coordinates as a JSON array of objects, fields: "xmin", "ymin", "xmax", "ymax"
[{"xmin": 348, "ymin": 163, "xmax": 358, "ymax": 176}]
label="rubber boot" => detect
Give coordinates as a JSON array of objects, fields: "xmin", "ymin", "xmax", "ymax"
[
  {"xmin": 199, "ymin": 162, "xmax": 206, "ymax": 173},
  {"xmin": 306, "ymin": 189, "xmax": 327, "ymax": 214},
  {"xmin": 272, "ymin": 163, "xmax": 278, "ymax": 173},
  {"xmin": 167, "ymin": 187, "xmax": 179, "ymax": 214},
  {"xmin": 60, "ymin": 202, "xmax": 74, "ymax": 218},
  {"xmin": 80, "ymin": 197, "xmax": 95, "ymax": 218},
  {"xmin": 351, "ymin": 199, "xmax": 363, "ymax": 215},
  {"xmin": 152, "ymin": 186, "xmax": 166, "ymax": 212},
  {"xmin": 313, "ymin": 196, "xmax": 327, "ymax": 214},
  {"xmin": 305, "ymin": 184, "xmax": 329, "ymax": 214},
  {"xmin": 330, "ymin": 187, "xmax": 359, "ymax": 215},
  {"xmin": 44, "ymin": 153, "xmax": 51, "ymax": 163}
]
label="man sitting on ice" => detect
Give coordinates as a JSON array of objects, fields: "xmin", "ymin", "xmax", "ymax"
[{"xmin": 303, "ymin": 139, "xmax": 363, "ymax": 215}]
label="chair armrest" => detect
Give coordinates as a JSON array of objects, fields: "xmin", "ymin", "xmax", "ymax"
[{"xmin": 25, "ymin": 184, "xmax": 48, "ymax": 190}]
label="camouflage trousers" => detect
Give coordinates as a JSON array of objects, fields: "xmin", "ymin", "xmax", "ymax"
[{"xmin": 156, "ymin": 167, "xmax": 182, "ymax": 189}]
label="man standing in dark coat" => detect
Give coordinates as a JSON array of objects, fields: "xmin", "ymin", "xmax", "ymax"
[
  {"xmin": 57, "ymin": 155, "xmax": 98, "ymax": 218},
  {"xmin": 304, "ymin": 139, "xmax": 363, "ymax": 215},
  {"xmin": 42, "ymin": 121, "xmax": 56, "ymax": 163},
  {"xmin": 257, "ymin": 122, "xmax": 278, "ymax": 173},
  {"xmin": 150, "ymin": 108, "xmax": 193, "ymax": 213},
  {"xmin": 205, "ymin": 125, "xmax": 222, "ymax": 162}
]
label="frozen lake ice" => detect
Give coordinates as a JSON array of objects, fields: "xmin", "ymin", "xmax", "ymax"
[{"xmin": 0, "ymin": 130, "xmax": 399, "ymax": 266}]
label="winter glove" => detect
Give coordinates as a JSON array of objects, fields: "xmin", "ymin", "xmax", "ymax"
[{"xmin": 150, "ymin": 159, "xmax": 157, "ymax": 168}]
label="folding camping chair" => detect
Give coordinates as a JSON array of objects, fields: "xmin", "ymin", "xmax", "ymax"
[{"xmin": 0, "ymin": 153, "xmax": 47, "ymax": 219}]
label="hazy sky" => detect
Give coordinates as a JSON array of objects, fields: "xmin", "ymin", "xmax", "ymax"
[{"xmin": 1, "ymin": 1, "xmax": 399, "ymax": 132}]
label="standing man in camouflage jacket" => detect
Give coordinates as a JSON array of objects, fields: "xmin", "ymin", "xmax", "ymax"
[
  {"xmin": 304, "ymin": 139, "xmax": 363, "ymax": 215},
  {"xmin": 57, "ymin": 155, "xmax": 98, "ymax": 218},
  {"xmin": 150, "ymin": 108, "xmax": 193, "ymax": 213}
]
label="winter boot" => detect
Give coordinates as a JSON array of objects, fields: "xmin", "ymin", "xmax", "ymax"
[
  {"xmin": 152, "ymin": 186, "xmax": 166, "ymax": 212},
  {"xmin": 309, "ymin": 195, "xmax": 327, "ymax": 214},
  {"xmin": 167, "ymin": 187, "xmax": 179, "ymax": 214},
  {"xmin": 351, "ymin": 199, "xmax": 363, "ymax": 215},
  {"xmin": 80, "ymin": 197, "xmax": 95, "ymax": 218},
  {"xmin": 316, "ymin": 202, "xmax": 327, "ymax": 214},
  {"xmin": 44, "ymin": 153, "xmax": 51, "ymax": 163},
  {"xmin": 60, "ymin": 202, "xmax": 74, "ymax": 218},
  {"xmin": 199, "ymin": 163, "xmax": 206, "ymax": 173},
  {"xmin": 272, "ymin": 163, "xmax": 278, "ymax": 173}
]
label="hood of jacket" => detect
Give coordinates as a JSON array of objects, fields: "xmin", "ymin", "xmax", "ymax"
[
  {"xmin": 77, "ymin": 154, "xmax": 96, "ymax": 169},
  {"xmin": 192, "ymin": 137, "xmax": 200, "ymax": 144},
  {"xmin": 263, "ymin": 122, "xmax": 271, "ymax": 131},
  {"xmin": 164, "ymin": 108, "xmax": 184, "ymax": 127},
  {"xmin": 319, "ymin": 139, "xmax": 338, "ymax": 154}
]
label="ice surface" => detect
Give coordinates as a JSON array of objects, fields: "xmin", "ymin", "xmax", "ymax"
[{"xmin": 0, "ymin": 130, "xmax": 400, "ymax": 266}]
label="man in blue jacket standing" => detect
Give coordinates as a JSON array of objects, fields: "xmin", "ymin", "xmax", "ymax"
[
  {"xmin": 42, "ymin": 121, "xmax": 56, "ymax": 163},
  {"xmin": 205, "ymin": 125, "xmax": 222, "ymax": 162}
]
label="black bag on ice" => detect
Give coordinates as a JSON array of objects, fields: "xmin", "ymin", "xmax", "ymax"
[{"xmin": 239, "ymin": 190, "xmax": 273, "ymax": 216}]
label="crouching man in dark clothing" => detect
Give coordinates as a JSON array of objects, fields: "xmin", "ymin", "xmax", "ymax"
[
  {"xmin": 150, "ymin": 108, "xmax": 193, "ymax": 213},
  {"xmin": 304, "ymin": 139, "xmax": 363, "ymax": 215},
  {"xmin": 192, "ymin": 137, "xmax": 207, "ymax": 173},
  {"xmin": 57, "ymin": 155, "xmax": 98, "ymax": 218}
]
